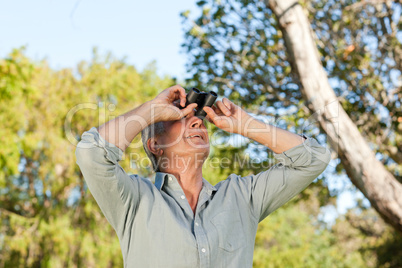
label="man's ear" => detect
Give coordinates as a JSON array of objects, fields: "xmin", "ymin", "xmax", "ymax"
[{"xmin": 147, "ymin": 137, "xmax": 163, "ymax": 156}]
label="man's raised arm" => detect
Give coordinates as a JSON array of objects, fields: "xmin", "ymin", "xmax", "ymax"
[
  {"xmin": 98, "ymin": 85, "xmax": 197, "ymax": 151},
  {"xmin": 203, "ymin": 98, "xmax": 331, "ymax": 222},
  {"xmin": 75, "ymin": 85, "xmax": 197, "ymax": 229},
  {"xmin": 97, "ymin": 101, "xmax": 153, "ymax": 152}
]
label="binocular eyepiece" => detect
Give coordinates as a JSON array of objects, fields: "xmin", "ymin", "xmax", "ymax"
[{"xmin": 182, "ymin": 88, "xmax": 218, "ymax": 118}]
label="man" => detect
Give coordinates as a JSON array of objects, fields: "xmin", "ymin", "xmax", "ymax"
[{"xmin": 75, "ymin": 85, "xmax": 331, "ymax": 268}]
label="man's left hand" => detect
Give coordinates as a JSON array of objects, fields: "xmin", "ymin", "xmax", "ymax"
[{"xmin": 203, "ymin": 98, "xmax": 251, "ymax": 135}]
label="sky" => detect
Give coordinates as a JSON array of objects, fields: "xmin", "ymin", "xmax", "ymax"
[{"xmin": 0, "ymin": 0, "xmax": 197, "ymax": 81}]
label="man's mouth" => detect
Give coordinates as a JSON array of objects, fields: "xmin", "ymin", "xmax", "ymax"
[{"xmin": 186, "ymin": 134, "xmax": 203, "ymax": 140}]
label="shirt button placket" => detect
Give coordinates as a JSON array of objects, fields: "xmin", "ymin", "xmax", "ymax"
[{"xmin": 194, "ymin": 218, "xmax": 209, "ymax": 268}]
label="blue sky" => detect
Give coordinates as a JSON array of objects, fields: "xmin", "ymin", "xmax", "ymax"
[{"xmin": 1, "ymin": 0, "xmax": 197, "ymax": 80}]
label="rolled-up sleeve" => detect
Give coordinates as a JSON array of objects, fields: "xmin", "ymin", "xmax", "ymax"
[
  {"xmin": 237, "ymin": 136, "xmax": 331, "ymax": 222},
  {"xmin": 75, "ymin": 127, "xmax": 140, "ymax": 230}
]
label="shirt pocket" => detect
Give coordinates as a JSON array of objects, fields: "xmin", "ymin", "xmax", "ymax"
[{"xmin": 210, "ymin": 209, "xmax": 246, "ymax": 252}]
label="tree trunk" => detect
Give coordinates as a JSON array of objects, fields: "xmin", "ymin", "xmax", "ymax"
[{"xmin": 266, "ymin": 0, "xmax": 402, "ymax": 232}]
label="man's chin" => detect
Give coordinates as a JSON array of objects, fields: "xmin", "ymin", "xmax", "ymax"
[
  {"xmin": 185, "ymin": 143, "xmax": 210, "ymax": 152},
  {"xmin": 184, "ymin": 144, "xmax": 210, "ymax": 159},
  {"xmin": 185, "ymin": 138, "xmax": 209, "ymax": 147}
]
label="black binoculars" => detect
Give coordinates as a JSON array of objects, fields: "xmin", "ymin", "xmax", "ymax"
[{"xmin": 182, "ymin": 88, "xmax": 218, "ymax": 118}]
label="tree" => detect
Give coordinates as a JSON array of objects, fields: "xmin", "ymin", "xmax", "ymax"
[
  {"xmin": 0, "ymin": 48, "xmax": 173, "ymax": 267},
  {"xmin": 1, "ymin": 45, "xmax": 400, "ymax": 266},
  {"xmin": 267, "ymin": 0, "xmax": 402, "ymax": 231},
  {"xmin": 181, "ymin": 0, "xmax": 402, "ymax": 232}
]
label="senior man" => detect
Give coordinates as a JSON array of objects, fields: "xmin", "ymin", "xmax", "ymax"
[{"xmin": 75, "ymin": 85, "xmax": 330, "ymax": 268}]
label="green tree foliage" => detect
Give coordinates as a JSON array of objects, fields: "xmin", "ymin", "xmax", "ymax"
[
  {"xmin": 254, "ymin": 205, "xmax": 366, "ymax": 267},
  {"xmin": 307, "ymin": 0, "xmax": 402, "ymax": 179},
  {"xmin": 1, "ymin": 46, "xmax": 400, "ymax": 267},
  {"xmin": 181, "ymin": 0, "xmax": 401, "ymax": 176},
  {"xmin": 253, "ymin": 194, "xmax": 402, "ymax": 268},
  {"xmin": 0, "ymin": 48, "xmax": 173, "ymax": 267}
]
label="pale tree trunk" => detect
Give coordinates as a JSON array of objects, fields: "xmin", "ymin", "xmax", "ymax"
[{"xmin": 266, "ymin": 0, "xmax": 402, "ymax": 232}]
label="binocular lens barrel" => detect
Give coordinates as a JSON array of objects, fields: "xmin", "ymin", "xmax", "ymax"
[
  {"xmin": 185, "ymin": 88, "xmax": 200, "ymax": 106},
  {"xmin": 195, "ymin": 91, "xmax": 218, "ymax": 118},
  {"xmin": 183, "ymin": 88, "xmax": 217, "ymax": 119}
]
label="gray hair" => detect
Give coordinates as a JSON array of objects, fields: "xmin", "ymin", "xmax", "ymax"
[{"xmin": 141, "ymin": 121, "xmax": 166, "ymax": 172}]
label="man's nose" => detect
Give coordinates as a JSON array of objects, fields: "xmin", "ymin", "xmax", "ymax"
[{"xmin": 188, "ymin": 114, "xmax": 203, "ymax": 128}]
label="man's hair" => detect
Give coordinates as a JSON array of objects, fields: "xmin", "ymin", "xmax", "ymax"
[{"xmin": 141, "ymin": 121, "xmax": 165, "ymax": 172}]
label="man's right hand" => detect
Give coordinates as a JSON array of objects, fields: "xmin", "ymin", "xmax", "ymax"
[
  {"xmin": 97, "ymin": 85, "xmax": 197, "ymax": 151},
  {"xmin": 149, "ymin": 85, "xmax": 198, "ymax": 123}
]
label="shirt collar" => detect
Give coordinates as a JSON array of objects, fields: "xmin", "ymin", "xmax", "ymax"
[{"xmin": 154, "ymin": 171, "xmax": 217, "ymax": 195}]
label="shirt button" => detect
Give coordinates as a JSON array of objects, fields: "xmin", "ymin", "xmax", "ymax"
[
  {"xmin": 195, "ymin": 222, "xmax": 199, "ymax": 226},
  {"xmin": 201, "ymin": 248, "xmax": 206, "ymax": 253},
  {"xmin": 180, "ymin": 195, "xmax": 185, "ymax": 199},
  {"xmin": 168, "ymin": 177, "xmax": 172, "ymax": 181}
]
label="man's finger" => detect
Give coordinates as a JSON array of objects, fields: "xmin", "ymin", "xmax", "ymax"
[
  {"xmin": 169, "ymin": 85, "xmax": 186, "ymax": 106},
  {"xmin": 205, "ymin": 115, "xmax": 213, "ymax": 124},
  {"xmin": 222, "ymin": 98, "xmax": 233, "ymax": 111},
  {"xmin": 180, "ymin": 90, "xmax": 187, "ymax": 107},
  {"xmin": 203, "ymin": 106, "xmax": 219, "ymax": 124},
  {"xmin": 215, "ymin": 100, "xmax": 231, "ymax": 116},
  {"xmin": 181, "ymin": 103, "xmax": 197, "ymax": 117},
  {"xmin": 212, "ymin": 104, "xmax": 224, "ymax": 116},
  {"xmin": 173, "ymin": 85, "xmax": 187, "ymax": 107}
]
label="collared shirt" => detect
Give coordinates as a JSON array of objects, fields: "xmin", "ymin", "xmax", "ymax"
[{"xmin": 75, "ymin": 127, "xmax": 330, "ymax": 268}]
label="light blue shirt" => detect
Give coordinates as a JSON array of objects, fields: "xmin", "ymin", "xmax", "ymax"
[{"xmin": 75, "ymin": 127, "xmax": 330, "ymax": 268}]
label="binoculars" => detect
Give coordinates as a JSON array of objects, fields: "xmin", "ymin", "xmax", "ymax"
[{"xmin": 182, "ymin": 88, "xmax": 218, "ymax": 118}]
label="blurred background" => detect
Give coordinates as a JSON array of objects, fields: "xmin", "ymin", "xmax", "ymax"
[{"xmin": 1, "ymin": 0, "xmax": 401, "ymax": 267}]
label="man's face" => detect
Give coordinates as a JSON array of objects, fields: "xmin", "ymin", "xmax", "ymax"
[{"xmin": 157, "ymin": 109, "xmax": 210, "ymax": 159}]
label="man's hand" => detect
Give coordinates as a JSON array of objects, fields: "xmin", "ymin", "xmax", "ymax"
[
  {"xmin": 204, "ymin": 97, "xmax": 305, "ymax": 153},
  {"xmin": 203, "ymin": 98, "xmax": 251, "ymax": 135},
  {"xmin": 150, "ymin": 85, "xmax": 198, "ymax": 123}
]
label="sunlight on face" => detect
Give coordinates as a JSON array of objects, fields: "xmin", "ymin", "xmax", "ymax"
[{"xmin": 157, "ymin": 111, "xmax": 210, "ymax": 158}]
